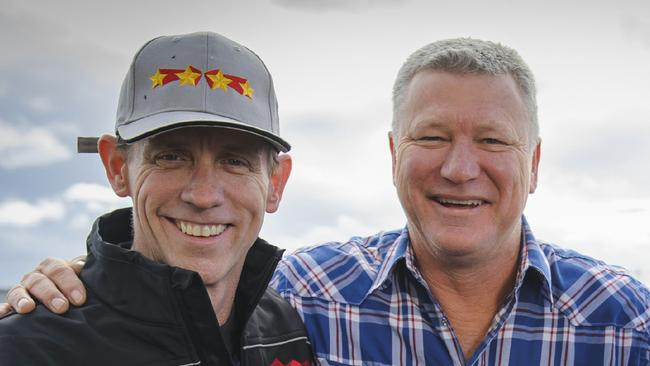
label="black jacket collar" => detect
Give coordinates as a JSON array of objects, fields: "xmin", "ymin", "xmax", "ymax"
[{"xmin": 83, "ymin": 207, "xmax": 284, "ymax": 338}]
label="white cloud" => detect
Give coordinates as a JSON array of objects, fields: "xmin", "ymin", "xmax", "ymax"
[
  {"xmin": 268, "ymin": 214, "xmax": 382, "ymax": 253},
  {"xmin": 26, "ymin": 96, "xmax": 55, "ymax": 114},
  {"xmin": 69, "ymin": 213, "xmax": 92, "ymax": 230},
  {"xmin": 526, "ymin": 188, "xmax": 650, "ymax": 285},
  {"xmin": 0, "ymin": 182, "xmax": 128, "ymax": 229},
  {"xmin": 538, "ymin": 115, "xmax": 650, "ymax": 200},
  {"xmin": 0, "ymin": 119, "xmax": 71, "ymax": 168},
  {"xmin": 0, "ymin": 199, "xmax": 64, "ymax": 226},
  {"xmin": 63, "ymin": 182, "xmax": 130, "ymax": 213}
]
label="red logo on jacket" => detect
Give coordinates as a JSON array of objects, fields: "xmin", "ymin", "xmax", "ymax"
[{"xmin": 270, "ymin": 358, "xmax": 310, "ymax": 366}]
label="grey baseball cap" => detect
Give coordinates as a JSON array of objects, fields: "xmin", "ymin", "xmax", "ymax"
[{"xmin": 79, "ymin": 31, "xmax": 289, "ymax": 153}]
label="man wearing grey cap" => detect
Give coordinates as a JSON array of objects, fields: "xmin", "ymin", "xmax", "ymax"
[{"xmin": 0, "ymin": 32, "xmax": 312, "ymax": 366}]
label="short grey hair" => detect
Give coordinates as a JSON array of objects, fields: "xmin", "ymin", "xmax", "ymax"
[{"xmin": 392, "ymin": 38, "xmax": 539, "ymax": 147}]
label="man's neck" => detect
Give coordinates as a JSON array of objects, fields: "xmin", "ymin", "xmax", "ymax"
[
  {"xmin": 205, "ymin": 277, "xmax": 240, "ymax": 325},
  {"xmin": 131, "ymin": 236, "xmax": 243, "ymax": 326},
  {"xmin": 412, "ymin": 236, "xmax": 521, "ymax": 360}
]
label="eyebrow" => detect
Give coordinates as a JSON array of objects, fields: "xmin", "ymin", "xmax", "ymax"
[
  {"xmin": 142, "ymin": 137, "xmax": 182, "ymax": 155},
  {"xmin": 408, "ymin": 119, "xmax": 448, "ymax": 131},
  {"xmin": 411, "ymin": 118, "xmax": 516, "ymax": 133},
  {"xmin": 143, "ymin": 136, "xmax": 263, "ymax": 157},
  {"xmin": 474, "ymin": 120, "xmax": 520, "ymax": 138}
]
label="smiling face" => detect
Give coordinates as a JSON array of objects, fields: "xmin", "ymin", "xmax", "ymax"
[
  {"xmin": 390, "ymin": 71, "xmax": 540, "ymax": 265},
  {"xmin": 99, "ymin": 127, "xmax": 291, "ymax": 288}
]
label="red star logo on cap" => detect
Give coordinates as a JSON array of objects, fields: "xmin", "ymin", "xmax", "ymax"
[
  {"xmin": 149, "ymin": 69, "xmax": 166, "ymax": 88},
  {"xmin": 240, "ymin": 80, "xmax": 254, "ymax": 99},
  {"xmin": 205, "ymin": 70, "xmax": 232, "ymax": 91},
  {"xmin": 175, "ymin": 66, "xmax": 202, "ymax": 86}
]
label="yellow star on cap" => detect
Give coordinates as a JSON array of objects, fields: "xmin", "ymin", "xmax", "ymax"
[
  {"xmin": 176, "ymin": 66, "xmax": 201, "ymax": 86},
  {"xmin": 149, "ymin": 69, "xmax": 166, "ymax": 88},
  {"xmin": 207, "ymin": 70, "xmax": 232, "ymax": 92},
  {"xmin": 240, "ymin": 81, "xmax": 254, "ymax": 99}
]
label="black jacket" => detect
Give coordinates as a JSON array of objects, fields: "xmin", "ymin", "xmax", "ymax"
[{"xmin": 0, "ymin": 208, "xmax": 313, "ymax": 366}]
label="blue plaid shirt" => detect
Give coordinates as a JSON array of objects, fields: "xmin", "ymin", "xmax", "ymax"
[{"xmin": 270, "ymin": 218, "xmax": 650, "ymax": 365}]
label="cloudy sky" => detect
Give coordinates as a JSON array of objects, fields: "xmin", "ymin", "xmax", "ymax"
[{"xmin": 1, "ymin": 0, "xmax": 649, "ymax": 289}]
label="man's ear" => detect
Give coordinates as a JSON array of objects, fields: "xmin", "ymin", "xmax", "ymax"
[
  {"xmin": 389, "ymin": 132, "xmax": 397, "ymax": 186},
  {"xmin": 98, "ymin": 135, "xmax": 130, "ymax": 197},
  {"xmin": 529, "ymin": 139, "xmax": 541, "ymax": 194},
  {"xmin": 266, "ymin": 154, "xmax": 292, "ymax": 213}
]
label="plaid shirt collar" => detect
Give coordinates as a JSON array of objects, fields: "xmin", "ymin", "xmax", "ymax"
[{"xmin": 368, "ymin": 215, "xmax": 554, "ymax": 306}]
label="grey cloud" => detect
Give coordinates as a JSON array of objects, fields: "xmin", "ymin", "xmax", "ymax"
[
  {"xmin": 264, "ymin": 106, "xmax": 403, "ymax": 245},
  {"xmin": 0, "ymin": 152, "xmax": 107, "ymax": 199},
  {"xmin": 0, "ymin": 224, "xmax": 90, "ymax": 288},
  {"xmin": 0, "ymin": 60, "xmax": 117, "ymax": 157},
  {"xmin": 271, "ymin": 0, "xmax": 409, "ymax": 12},
  {"xmin": 0, "ymin": 68, "xmax": 115, "ymax": 171},
  {"xmin": 0, "ymin": 6, "xmax": 126, "ymax": 83},
  {"xmin": 26, "ymin": 96, "xmax": 56, "ymax": 114},
  {"xmin": 283, "ymin": 103, "xmax": 390, "ymax": 148},
  {"xmin": 621, "ymin": 15, "xmax": 650, "ymax": 48},
  {"xmin": 0, "ymin": 7, "xmax": 67, "ymax": 67},
  {"xmin": 543, "ymin": 115, "xmax": 650, "ymax": 200},
  {"xmin": 618, "ymin": 207, "xmax": 646, "ymax": 214}
]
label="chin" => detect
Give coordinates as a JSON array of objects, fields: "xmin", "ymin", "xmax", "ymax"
[
  {"xmin": 186, "ymin": 266, "xmax": 225, "ymax": 285},
  {"xmin": 199, "ymin": 261, "xmax": 241, "ymax": 287},
  {"xmin": 430, "ymin": 236, "xmax": 475, "ymax": 254},
  {"xmin": 429, "ymin": 229, "xmax": 495, "ymax": 255},
  {"xmin": 196, "ymin": 273, "xmax": 222, "ymax": 286},
  {"xmin": 170, "ymin": 256, "xmax": 220, "ymax": 279}
]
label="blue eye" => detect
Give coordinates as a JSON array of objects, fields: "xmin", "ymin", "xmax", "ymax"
[
  {"xmin": 158, "ymin": 153, "xmax": 182, "ymax": 160},
  {"xmin": 223, "ymin": 158, "xmax": 247, "ymax": 167},
  {"xmin": 482, "ymin": 138, "xmax": 504, "ymax": 145},
  {"xmin": 420, "ymin": 136, "xmax": 445, "ymax": 141},
  {"xmin": 228, "ymin": 159, "xmax": 242, "ymax": 165},
  {"xmin": 153, "ymin": 151, "xmax": 190, "ymax": 167}
]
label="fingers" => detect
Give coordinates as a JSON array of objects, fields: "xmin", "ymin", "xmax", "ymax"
[
  {"xmin": 34, "ymin": 257, "xmax": 87, "ymax": 309},
  {"xmin": 68, "ymin": 255, "xmax": 87, "ymax": 275},
  {"xmin": 20, "ymin": 272, "xmax": 69, "ymax": 314},
  {"xmin": 0, "ymin": 303, "xmax": 12, "ymax": 318},
  {"xmin": 6, "ymin": 284, "xmax": 36, "ymax": 314},
  {"xmin": 4, "ymin": 256, "xmax": 87, "ymax": 316}
]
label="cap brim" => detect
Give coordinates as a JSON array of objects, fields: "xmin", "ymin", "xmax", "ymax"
[{"xmin": 117, "ymin": 111, "xmax": 290, "ymax": 152}]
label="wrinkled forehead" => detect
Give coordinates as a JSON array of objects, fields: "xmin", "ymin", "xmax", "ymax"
[{"xmin": 402, "ymin": 71, "xmax": 530, "ymax": 132}]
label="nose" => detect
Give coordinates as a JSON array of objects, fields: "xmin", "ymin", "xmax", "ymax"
[
  {"xmin": 180, "ymin": 158, "xmax": 225, "ymax": 209},
  {"xmin": 440, "ymin": 141, "xmax": 480, "ymax": 184}
]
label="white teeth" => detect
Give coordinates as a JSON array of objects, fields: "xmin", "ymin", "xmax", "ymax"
[
  {"xmin": 176, "ymin": 220, "xmax": 227, "ymax": 237},
  {"xmin": 437, "ymin": 198, "xmax": 483, "ymax": 206}
]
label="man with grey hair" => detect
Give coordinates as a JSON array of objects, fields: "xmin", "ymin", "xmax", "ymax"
[
  {"xmin": 4, "ymin": 38, "xmax": 650, "ymax": 365},
  {"xmin": 275, "ymin": 39, "xmax": 648, "ymax": 364}
]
